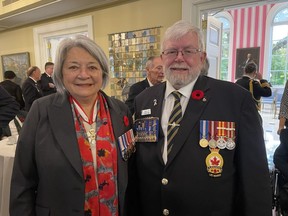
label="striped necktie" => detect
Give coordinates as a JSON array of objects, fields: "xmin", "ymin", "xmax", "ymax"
[{"xmin": 167, "ymin": 91, "xmax": 182, "ymax": 156}]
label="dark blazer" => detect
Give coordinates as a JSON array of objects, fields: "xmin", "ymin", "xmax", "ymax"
[
  {"xmin": 40, "ymin": 73, "xmax": 56, "ymax": 96},
  {"xmin": 128, "ymin": 76, "xmax": 272, "ymax": 216},
  {"xmin": 10, "ymin": 91, "xmax": 133, "ymax": 216},
  {"xmin": 125, "ymin": 78, "xmax": 150, "ymax": 114},
  {"xmin": 235, "ymin": 76, "xmax": 271, "ymax": 109},
  {"xmin": 22, "ymin": 77, "xmax": 43, "ymax": 111},
  {"xmin": 0, "ymin": 80, "xmax": 25, "ymax": 109},
  {"xmin": 0, "ymin": 86, "xmax": 19, "ymax": 127},
  {"xmin": 274, "ymin": 128, "xmax": 288, "ymax": 181}
]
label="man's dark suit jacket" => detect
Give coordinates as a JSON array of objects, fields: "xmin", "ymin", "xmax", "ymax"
[
  {"xmin": 125, "ymin": 78, "xmax": 150, "ymax": 114},
  {"xmin": 22, "ymin": 77, "xmax": 43, "ymax": 111},
  {"xmin": 40, "ymin": 73, "xmax": 56, "ymax": 96},
  {"xmin": 0, "ymin": 86, "xmax": 19, "ymax": 137},
  {"xmin": 128, "ymin": 75, "xmax": 272, "ymax": 216},
  {"xmin": 10, "ymin": 91, "xmax": 133, "ymax": 216},
  {"xmin": 0, "ymin": 80, "xmax": 25, "ymax": 109},
  {"xmin": 0, "ymin": 86, "xmax": 19, "ymax": 127}
]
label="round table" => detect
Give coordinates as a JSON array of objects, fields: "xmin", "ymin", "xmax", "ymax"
[{"xmin": 0, "ymin": 136, "xmax": 17, "ymax": 216}]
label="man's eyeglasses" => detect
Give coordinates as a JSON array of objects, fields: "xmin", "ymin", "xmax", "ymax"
[{"xmin": 162, "ymin": 48, "xmax": 202, "ymax": 58}]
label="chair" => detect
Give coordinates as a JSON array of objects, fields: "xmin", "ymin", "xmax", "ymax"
[{"xmin": 262, "ymin": 89, "xmax": 277, "ymax": 112}]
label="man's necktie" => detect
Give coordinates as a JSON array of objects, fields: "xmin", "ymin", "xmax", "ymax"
[{"xmin": 167, "ymin": 91, "xmax": 182, "ymax": 156}]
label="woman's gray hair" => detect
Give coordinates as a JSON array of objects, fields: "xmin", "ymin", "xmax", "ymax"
[
  {"xmin": 53, "ymin": 35, "xmax": 109, "ymax": 95},
  {"xmin": 161, "ymin": 20, "xmax": 205, "ymax": 52}
]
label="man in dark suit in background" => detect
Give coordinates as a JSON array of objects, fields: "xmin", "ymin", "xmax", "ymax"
[
  {"xmin": 0, "ymin": 70, "xmax": 25, "ymax": 109},
  {"xmin": 125, "ymin": 56, "xmax": 164, "ymax": 114},
  {"xmin": 0, "ymin": 86, "xmax": 19, "ymax": 139},
  {"xmin": 127, "ymin": 20, "xmax": 272, "ymax": 216},
  {"xmin": 40, "ymin": 62, "xmax": 56, "ymax": 96},
  {"xmin": 22, "ymin": 66, "xmax": 42, "ymax": 112}
]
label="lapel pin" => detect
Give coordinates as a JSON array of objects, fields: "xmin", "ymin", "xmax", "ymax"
[{"xmin": 153, "ymin": 99, "xmax": 157, "ymax": 106}]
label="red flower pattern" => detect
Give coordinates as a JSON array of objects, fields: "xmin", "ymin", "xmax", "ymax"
[{"xmin": 191, "ymin": 90, "xmax": 204, "ymax": 100}]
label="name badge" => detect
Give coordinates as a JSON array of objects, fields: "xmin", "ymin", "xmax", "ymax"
[
  {"xmin": 134, "ymin": 117, "xmax": 159, "ymax": 142},
  {"xmin": 141, "ymin": 109, "xmax": 151, "ymax": 116}
]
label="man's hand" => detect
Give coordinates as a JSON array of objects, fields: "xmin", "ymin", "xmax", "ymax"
[{"xmin": 48, "ymin": 83, "xmax": 55, "ymax": 88}]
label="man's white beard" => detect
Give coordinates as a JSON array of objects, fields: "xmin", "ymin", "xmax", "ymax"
[{"xmin": 165, "ymin": 66, "xmax": 200, "ymax": 89}]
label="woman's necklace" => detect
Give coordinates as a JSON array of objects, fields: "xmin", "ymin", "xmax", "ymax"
[{"xmin": 83, "ymin": 121, "xmax": 96, "ymax": 145}]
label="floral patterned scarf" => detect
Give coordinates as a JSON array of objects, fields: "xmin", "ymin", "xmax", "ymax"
[{"xmin": 70, "ymin": 93, "xmax": 119, "ymax": 216}]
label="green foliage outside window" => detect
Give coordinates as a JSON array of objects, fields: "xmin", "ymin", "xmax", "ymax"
[{"xmin": 270, "ymin": 8, "xmax": 288, "ymax": 87}]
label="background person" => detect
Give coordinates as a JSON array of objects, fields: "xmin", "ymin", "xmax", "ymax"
[
  {"xmin": 200, "ymin": 58, "xmax": 209, "ymax": 76},
  {"xmin": 0, "ymin": 70, "xmax": 25, "ymax": 109},
  {"xmin": 235, "ymin": 62, "xmax": 271, "ymax": 111},
  {"xmin": 125, "ymin": 56, "xmax": 164, "ymax": 114},
  {"xmin": 0, "ymin": 86, "xmax": 19, "ymax": 139},
  {"xmin": 273, "ymin": 128, "xmax": 288, "ymax": 215},
  {"xmin": 277, "ymin": 80, "xmax": 288, "ymax": 135},
  {"xmin": 22, "ymin": 66, "xmax": 43, "ymax": 111},
  {"xmin": 127, "ymin": 20, "xmax": 271, "ymax": 216},
  {"xmin": 40, "ymin": 62, "xmax": 57, "ymax": 96},
  {"xmin": 10, "ymin": 35, "xmax": 134, "ymax": 216}
]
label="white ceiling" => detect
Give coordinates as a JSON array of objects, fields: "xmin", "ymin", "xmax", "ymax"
[{"xmin": 0, "ymin": 0, "xmax": 131, "ymax": 31}]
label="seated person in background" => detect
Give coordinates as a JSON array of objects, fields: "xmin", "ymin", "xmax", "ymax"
[
  {"xmin": 277, "ymin": 80, "xmax": 288, "ymax": 135},
  {"xmin": 273, "ymin": 129, "xmax": 288, "ymax": 215},
  {"xmin": 40, "ymin": 62, "xmax": 57, "ymax": 96},
  {"xmin": 125, "ymin": 56, "xmax": 164, "ymax": 114},
  {"xmin": 235, "ymin": 62, "xmax": 271, "ymax": 111},
  {"xmin": 22, "ymin": 66, "xmax": 43, "ymax": 111},
  {"xmin": 0, "ymin": 70, "xmax": 25, "ymax": 109},
  {"xmin": 1, "ymin": 110, "xmax": 27, "ymax": 138},
  {"xmin": 0, "ymin": 86, "xmax": 19, "ymax": 139}
]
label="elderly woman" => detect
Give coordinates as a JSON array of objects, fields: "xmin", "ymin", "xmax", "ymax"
[{"xmin": 10, "ymin": 35, "xmax": 134, "ymax": 216}]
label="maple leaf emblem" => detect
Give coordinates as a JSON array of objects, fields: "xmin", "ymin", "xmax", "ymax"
[{"xmin": 210, "ymin": 156, "xmax": 220, "ymax": 166}]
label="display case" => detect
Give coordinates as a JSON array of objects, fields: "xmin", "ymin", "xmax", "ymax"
[{"xmin": 108, "ymin": 27, "xmax": 161, "ymax": 101}]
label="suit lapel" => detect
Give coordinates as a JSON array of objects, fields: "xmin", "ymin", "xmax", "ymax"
[
  {"xmin": 147, "ymin": 83, "xmax": 166, "ymax": 165},
  {"xmin": 166, "ymin": 76, "xmax": 211, "ymax": 167},
  {"xmin": 48, "ymin": 94, "xmax": 83, "ymax": 178}
]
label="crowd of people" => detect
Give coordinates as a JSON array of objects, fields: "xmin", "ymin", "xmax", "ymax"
[{"xmin": 0, "ymin": 20, "xmax": 287, "ymax": 216}]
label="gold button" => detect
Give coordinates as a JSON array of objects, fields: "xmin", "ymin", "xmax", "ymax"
[
  {"xmin": 161, "ymin": 178, "xmax": 168, "ymax": 185},
  {"xmin": 163, "ymin": 209, "xmax": 169, "ymax": 215}
]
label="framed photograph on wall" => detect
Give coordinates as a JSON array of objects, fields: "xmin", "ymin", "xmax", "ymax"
[
  {"xmin": 236, "ymin": 47, "xmax": 260, "ymax": 79},
  {"xmin": 1, "ymin": 52, "xmax": 30, "ymax": 86}
]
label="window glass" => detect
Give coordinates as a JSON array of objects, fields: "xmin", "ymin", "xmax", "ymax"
[{"xmin": 270, "ymin": 8, "xmax": 288, "ymax": 86}]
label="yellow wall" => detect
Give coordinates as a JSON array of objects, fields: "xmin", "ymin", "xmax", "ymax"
[{"xmin": 0, "ymin": 0, "xmax": 181, "ymax": 94}]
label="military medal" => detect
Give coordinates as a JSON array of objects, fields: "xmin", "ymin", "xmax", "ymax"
[
  {"xmin": 206, "ymin": 148, "xmax": 224, "ymax": 177},
  {"xmin": 226, "ymin": 122, "xmax": 236, "ymax": 150},
  {"xmin": 200, "ymin": 139, "xmax": 209, "ymax": 148},
  {"xmin": 199, "ymin": 120, "xmax": 209, "ymax": 148},
  {"xmin": 216, "ymin": 121, "xmax": 226, "ymax": 149},
  {"xmin": 134, "ymin": 117, "xmax": 159, "ymax": 142},
  {"xmin": 208, "ymin": 121, "xmax": 217, "ymax": 148},
  {"xmin": 118, "ymin": 129, "xmax": 136, "ymax": 161}
]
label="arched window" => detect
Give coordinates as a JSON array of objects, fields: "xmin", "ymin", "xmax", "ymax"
[
  {"xmin": 215, "ymin": 12, "xmax": 233, "ymax": 81},
  {"xmin": 270, "ymin": 7, "xmax": 288, "ymax": 86}
]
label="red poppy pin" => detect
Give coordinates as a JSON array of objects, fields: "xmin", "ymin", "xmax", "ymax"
[
  {"xmin": 123, "ymin": 116, "xmax": 129, "ymax": 127},
  {"xmin": 191, "ymin": 90, "xmax": 205, "ymax": 101}
]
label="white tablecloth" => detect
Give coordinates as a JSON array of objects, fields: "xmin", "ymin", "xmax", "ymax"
[{"xmin": 0, "ymin": 136, "xmax": 17, "ymax": 216}]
